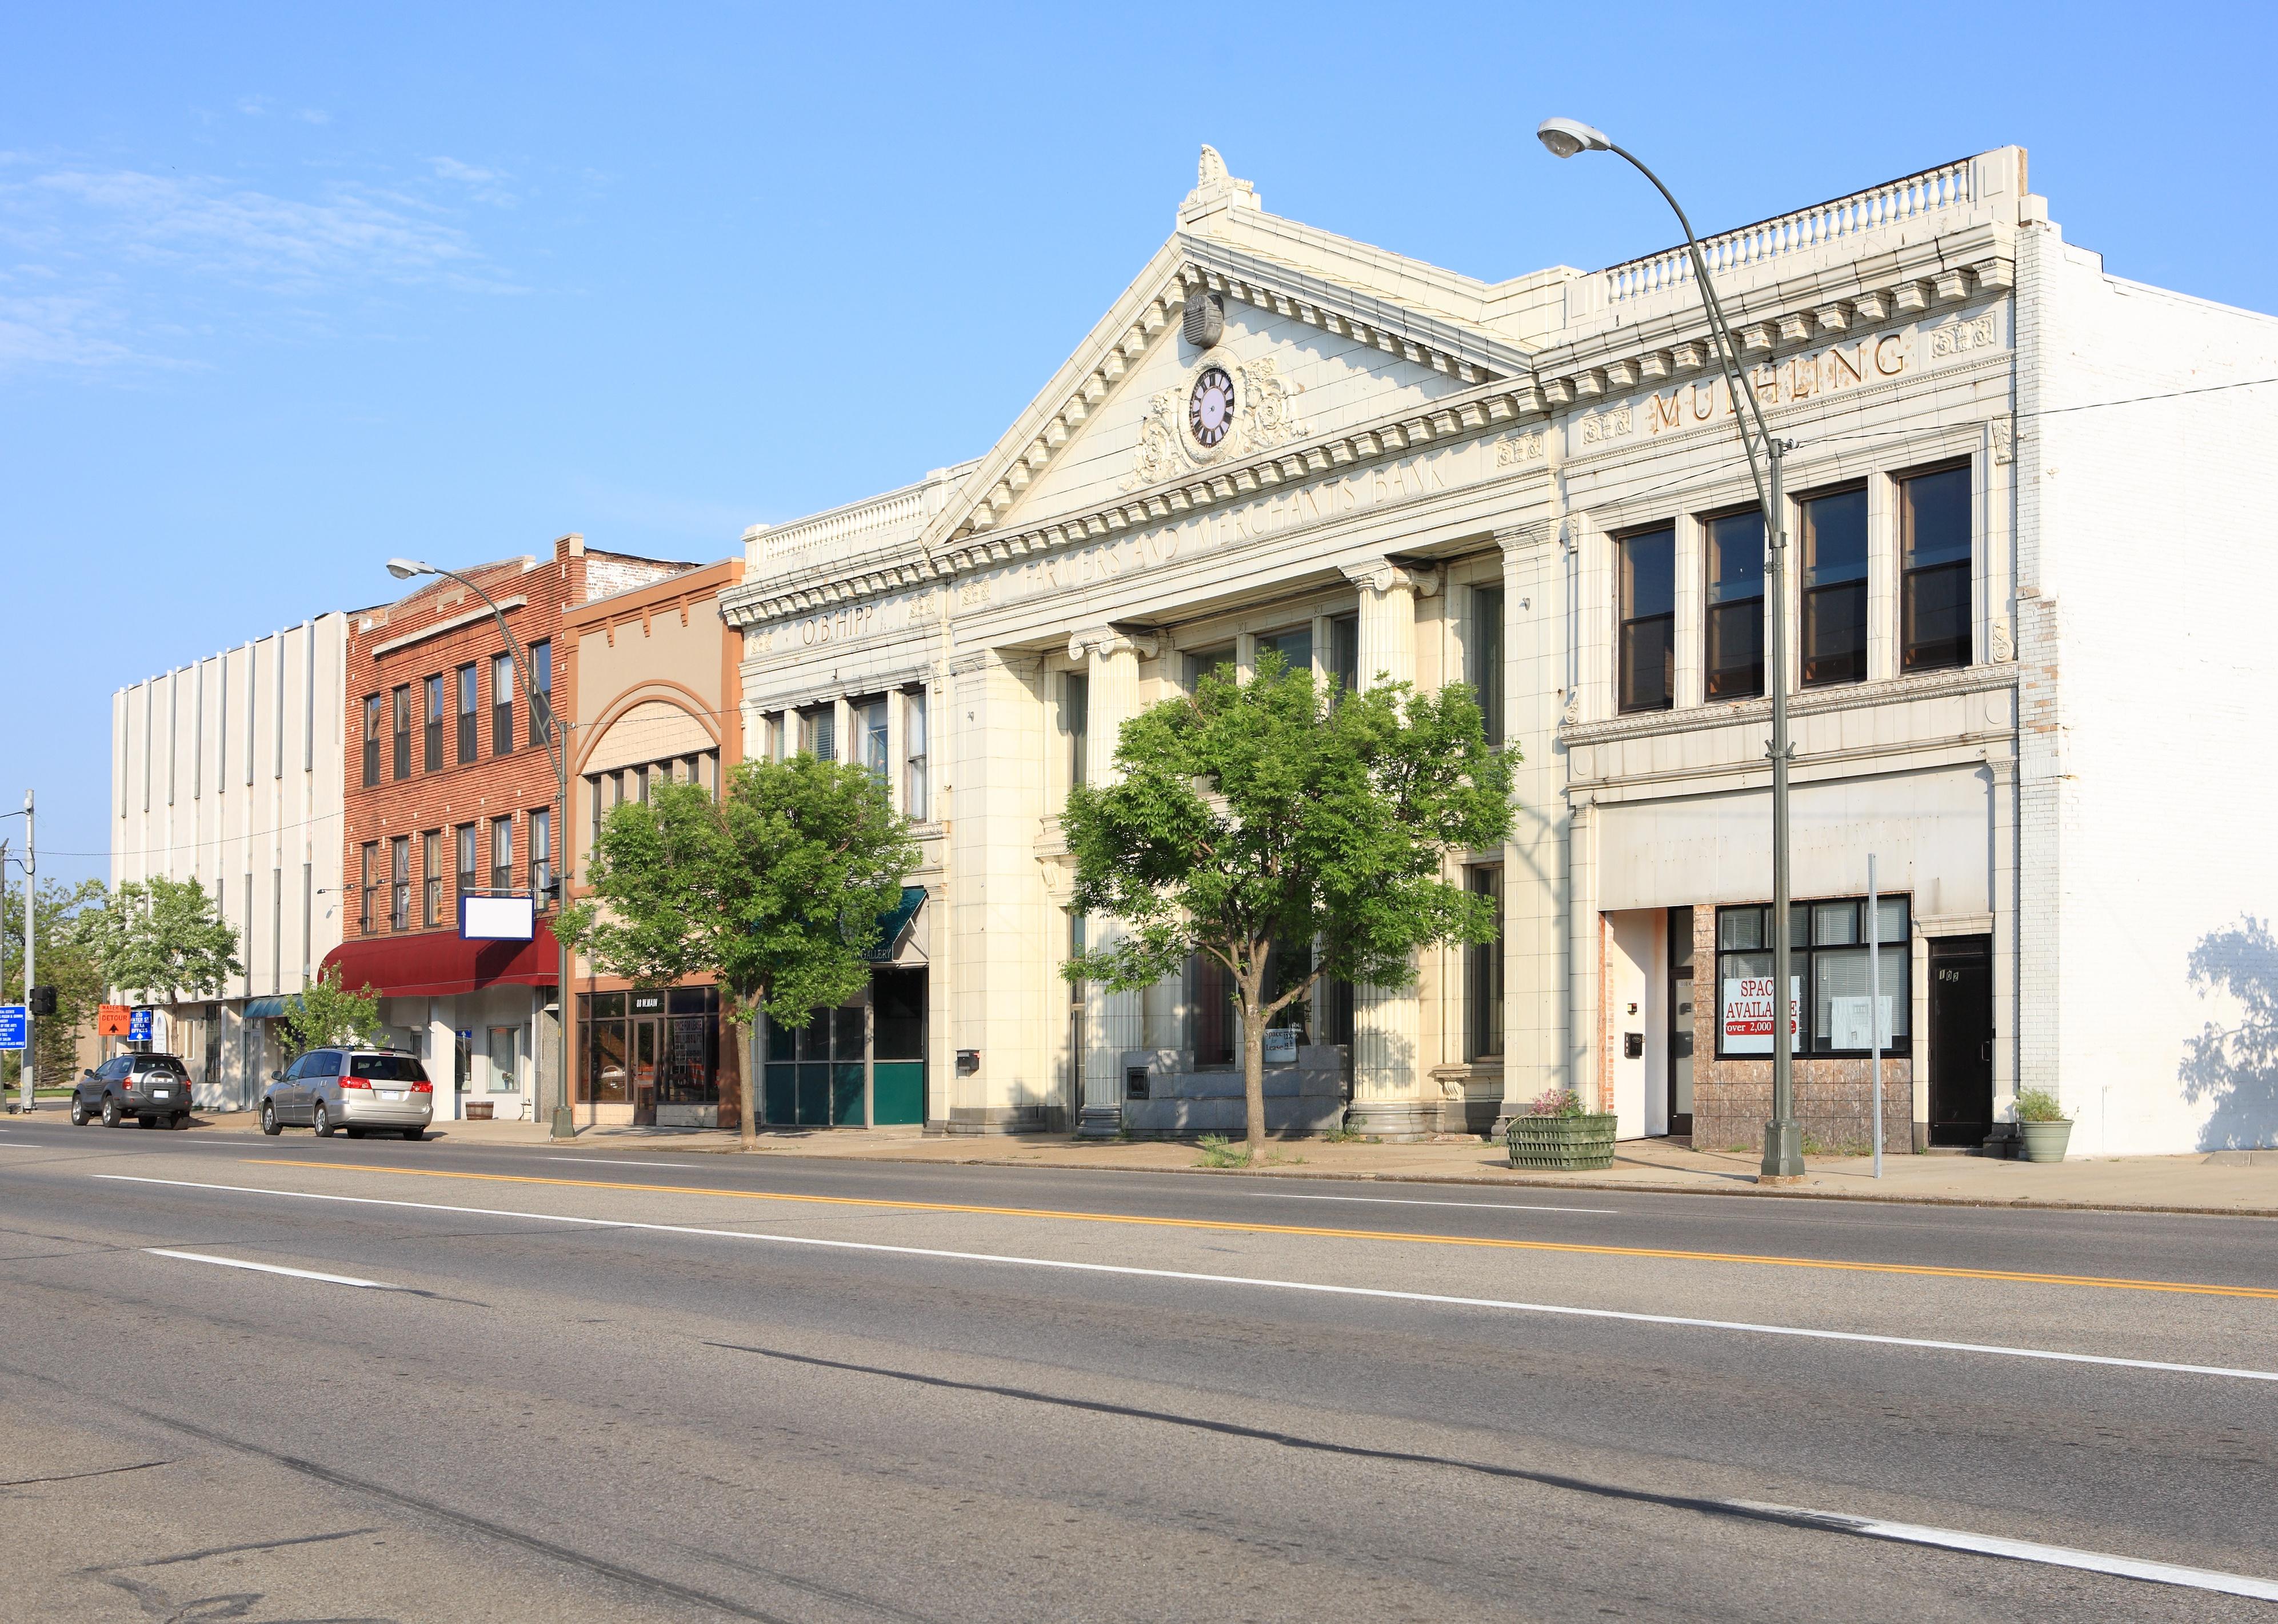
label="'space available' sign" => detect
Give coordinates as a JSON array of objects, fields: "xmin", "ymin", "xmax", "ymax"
[{"xmin": 1720, "ymin": 977, "xmax": 1800, "ymax": 1054}]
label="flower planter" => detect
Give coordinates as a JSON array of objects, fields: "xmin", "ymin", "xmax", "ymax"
[
  {"xmin": 1506, "ymin": 1113, "xmax": 1618, "ymax": 1171},
  {"xmin": 464, "ymin": 1101, "xmax": 494, "ymax": 1121},
  {"xmin": 2017, "ymin": 1118, "xmax": 2072, "ymax": 1163}
]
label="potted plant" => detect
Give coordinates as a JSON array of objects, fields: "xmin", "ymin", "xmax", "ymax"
[
  {"xmin": 1506, "ymin": 1087, "xmax": 1618, "ymax": 1171},
  {"xmin": 2013, "ymin": 1087, "xmax": 2072, "ymax": 1163}
]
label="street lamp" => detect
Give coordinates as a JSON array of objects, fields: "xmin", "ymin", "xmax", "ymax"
[
  {"xmin": 386, "ymin": 557, "xmax": 578, "ymax": 1142},
  {"xmin": 1536, "ymin": 118, "xmax": 1805, "ymax": 1181}
]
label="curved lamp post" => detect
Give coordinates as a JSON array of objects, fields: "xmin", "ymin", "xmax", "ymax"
[
  {"xmin": 1536, "ymin": 118, "xmax": 1804, "ymax": 1181},
  {"xmin": 387, "ymin": 558, "xmax": 578, "ymax": 1141}
]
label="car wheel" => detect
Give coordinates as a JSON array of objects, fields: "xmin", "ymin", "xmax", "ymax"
[
  {"xmin": 312, "ymin": 1101, "xmax": 333, "ymax": 1138},
  {"xmin": 101, "ymin": 1096, "xmax": 120, "ymax": 1128},
  {"xmin": 261, "ymin": 1102, "xmax": 282, "ymax": 1136},
  {"xmin": 68, "ymin": 1096, "xmax": 89, "ymax": 1127},
  {"xmin": 401, "ymin": 1128, "xmax": 422, "ymax": 1142}
]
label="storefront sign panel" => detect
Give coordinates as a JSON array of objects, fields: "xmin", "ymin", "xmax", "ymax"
[{"xmin": 1720, "ymin": 976, "xmax": 1799, "ymax": 1054}]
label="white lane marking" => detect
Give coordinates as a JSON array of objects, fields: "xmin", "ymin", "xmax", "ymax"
[
  {"xmin": 1252, "ymin": 1192, "xmax": 1618, "ymax": 1215},
  {"xmin": 95, "ymin": 1174, "xmax": 2278, "ymax": 1385},
  {"xmin": 542, "ymin": 1157, "xmax": 709, "ymax": 1169},
  {"xmin": 1735, "ymin": 1501, "xmax": 2278, "ymax": 1602},
  {"xmin": 144, "ymin": 1248, "xmax": 402, "ymax": 1291}
]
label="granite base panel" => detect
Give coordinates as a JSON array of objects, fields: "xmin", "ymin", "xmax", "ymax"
[{"xmin": 941, "ymin": 1104, "xmax": 1068, "ymax": 1136}]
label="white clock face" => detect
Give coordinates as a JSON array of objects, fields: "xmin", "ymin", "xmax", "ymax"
[{"xmin": 1188, "ymin": 365, "xmax": 1233, "ymax": 448}]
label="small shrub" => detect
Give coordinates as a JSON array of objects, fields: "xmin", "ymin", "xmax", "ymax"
[
  {"xmin": 1526, "ymin": 1086, "xmax": 1586, "ymax": 1119},
  {"xmin": 2013, "ymin": 1087, "xmax": 2067, "ymax": 1123},
  {"xmin": 1195, "ymin": 1133, "xmax": 1250, "ymax": 1169},
  {"xmin": 1323, "ymin": 1123, "xmax": 1361, "ymax": 1143}
]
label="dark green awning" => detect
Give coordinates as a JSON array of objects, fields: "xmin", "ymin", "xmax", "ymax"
[
  {"xmin": 243, "ymin": 996, "xmax": 293, "ymax": 1019},
  {"xmin": 865, "ymin": 886, "xmax": 926, "ymax": 961}
]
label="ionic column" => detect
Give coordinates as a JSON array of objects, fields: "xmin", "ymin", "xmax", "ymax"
[
  {"xmin": 1069, "ymin": 626, "xmax": 1158, "ymax": 1137},
  {"xmin": 1338, "ymin": 558, "xmax": 1440, "ymax": 1141}
]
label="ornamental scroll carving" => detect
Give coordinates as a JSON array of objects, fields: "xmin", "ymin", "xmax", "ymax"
[{"xmin": 1123, "ymin": 354, "xmax": 1310, "ymax": 492}]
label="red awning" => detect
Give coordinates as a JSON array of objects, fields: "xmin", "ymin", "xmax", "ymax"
[{"xmin": 323, "ymin": 924, "xmax": 561, "ymax": 999}]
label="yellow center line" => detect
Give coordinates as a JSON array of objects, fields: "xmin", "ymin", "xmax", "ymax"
[{"xmin": 247, "ymin": 1159, "xmax": 2278, "ymax": 1300}]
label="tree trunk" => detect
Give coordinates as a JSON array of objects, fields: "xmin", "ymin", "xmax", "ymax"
[
  {"xmin": 1242, "ymin": 1001, "xmax": 1268, "ymax": 1158},
  {"xmin": 728, "ymin": 987, "xmax": 760, "ymax": 1151}
]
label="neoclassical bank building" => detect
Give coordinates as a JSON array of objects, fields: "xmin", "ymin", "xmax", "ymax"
[{"xmin": 717, "ymin": 145, "xmax": 2278, "ymax": 1158}]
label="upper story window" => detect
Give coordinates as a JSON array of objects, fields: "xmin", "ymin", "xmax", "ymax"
[
  {"xmin": 857, "ymin": 696, "xmax": 889, "ymax": 785},
  {"xmin": 1617, "ymin": 526, "xmax": 1675, "ymax": 714},
  {"xmin": 904, "ymin": 690, "xmax": 929, "ymax": 820},
  {"xmin": 800, "ymin": 705, "xmax": 834, "ymax": 762},
  {"xmin": 491, "ymin": 653, "xmax": 515, "ymax": 757},
  {"xmin": 1468, "ymin": 586, "xmax": 1505, "ymax": 746},
  {"xmin": 455, "ymin": 823, "xmax": 478, "ymax": 899},
  {"xmin": 391, "ymin": 685, "xmax": 412, "ymax": 781},
  {"xmin": 528, "ymin": 639, "xmax": 553, "ymax": 748},
  {"xmin": 1704, "ymin": 509, "xmax": 1766, "ymax": 701},
  {"xmin": 1464, "ymin": 865, "xmax": 1504, "ymax": 1062},
  {"xmin": 389, "ymin": 835, "xmax": 410, "ymax": 931},
  {"xmin": 362, "ymin": 694, "xmax": 382, "ymax": 787},
  {"xmin": 359, "ymin": 841, "xmax": 377, "ymax": 933},
  {"xmin": 1799, "ymin": 485, "xmax": 1869, "ymax": 688},
  {"xmin": 1900, "ymin": 463, "xmax": 1972, "ymax": 672},
  {"xmin": 1060, "ymin": 671, "xmax": 1090, "ymax": 789},
  {"xmin": 422, "ymin": 830, "xmax": 443, "ymax": 927},
  {"xmin": 423, "ymin": 673, "xmax": 445, "ymax": 770},
  {"xmin": 489, "ymin": 814, "xmax": 513, "ymax": 894},
  {"xmin": 455, "ymin": 663, "xmax": 478, "ymax": 763},
  {"xmin": 529, "ymin": 806, "xmax": 553, "ymax": 907}
]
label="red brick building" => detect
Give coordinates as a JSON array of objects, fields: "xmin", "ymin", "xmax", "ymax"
[{"xmin": 325, "ymin": 535, "xmax": 696, "ymax": 1121}]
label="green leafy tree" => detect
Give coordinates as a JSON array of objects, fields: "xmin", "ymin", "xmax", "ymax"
[
  {"xmin": 81, "ymin": 876, "xmax": 242, "ymax": 1010},
  {"xmin": 1061, "ymin": 655, "xmax": 1513, "ymax": 1157},
  {"xmin": 2, "ymin": 875, "xmax": 106, "ymax": 1089},
  {"xmin": 277, "ymin": 966, "xmax": 385, "ymax": 1058},
  {"xmin": 558, "ymin": 757, "xmax": 918, "ymax": 1148}
]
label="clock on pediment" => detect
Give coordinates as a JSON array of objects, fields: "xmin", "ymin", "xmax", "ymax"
[{"xmin": 1188, "ymin": 365, "xmax": 1234, "ymax": 448}]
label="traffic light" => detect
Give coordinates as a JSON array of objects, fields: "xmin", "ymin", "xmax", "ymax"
[{"xmin": 28, "ymin": 986, "xmax": 57, "ymax": 1017}]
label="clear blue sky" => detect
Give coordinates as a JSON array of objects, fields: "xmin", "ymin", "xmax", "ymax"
[{"xmin": 6, "ymin": 2, "xmax": 2273, "ymax": 881}]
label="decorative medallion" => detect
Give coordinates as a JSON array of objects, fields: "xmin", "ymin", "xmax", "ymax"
[{"xmin": 1124, "ymin": 351, "xmax": 1309, "ymax": 491}]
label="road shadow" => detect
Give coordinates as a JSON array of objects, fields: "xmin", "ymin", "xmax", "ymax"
[{"xmin": 2181, "ymin": 916, "xmax": 2278, "ymax": 1150}]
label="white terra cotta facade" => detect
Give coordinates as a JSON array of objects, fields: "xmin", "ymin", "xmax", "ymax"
[{"xmin": 719, "ymin": 145, "xmax": 2278, "ymax": 1155}]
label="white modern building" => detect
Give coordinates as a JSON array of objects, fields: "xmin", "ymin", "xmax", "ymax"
[
  {"xmin": 111, "ymin": 615, "xmax": 351, "ymax": 1109},
  {"xmin": 716, "ymin": 143, "xmax": 2278, "ymax": 1158}
]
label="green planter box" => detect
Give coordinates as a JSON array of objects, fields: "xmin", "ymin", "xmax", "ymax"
[
  {"xmin": 2017, "ymin": 1119, "xmax": 2073, "ymax": 1163},
  {"xmin": 1506, "ymin": 1113, "xmax": 1618, "ymax": 1171}
]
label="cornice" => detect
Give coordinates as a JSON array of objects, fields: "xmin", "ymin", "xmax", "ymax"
[
  {"xmin": 1560, "ymin": 661, "xmax": 2017, "ymax": 749},
  {"xmin": 1534, "ymin": 230, "xmax": 2015, "ymax": 412}
]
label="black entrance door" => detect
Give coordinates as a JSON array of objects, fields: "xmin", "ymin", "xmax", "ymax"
[{"xmin": 1928, "ymin": 935, "xmax": 1993, "ymax": 1146}]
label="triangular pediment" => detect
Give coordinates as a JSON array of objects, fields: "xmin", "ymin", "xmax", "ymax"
[{"xmin": 927, "ymin": 149, "xmax": 1539, "ymax": 551}]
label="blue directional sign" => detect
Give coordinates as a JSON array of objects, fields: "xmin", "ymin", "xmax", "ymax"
[
  {"xmin": 128, "ymin": 1007, "xmax": 155, "ymax": 1043},
  {"xmin": 0, "ymin": 1005, "xmax": 23, "ymax": 1052}
]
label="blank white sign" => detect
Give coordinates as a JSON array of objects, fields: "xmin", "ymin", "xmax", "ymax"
[{"xmin": 461, "ymin": 895, "xmax": 535, "ymax": 941}]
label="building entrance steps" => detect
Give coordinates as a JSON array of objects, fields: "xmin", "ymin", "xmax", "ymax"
[{"xmin": 153, "ymin": 1110, "xmax": 2278, "ymax": 1216}]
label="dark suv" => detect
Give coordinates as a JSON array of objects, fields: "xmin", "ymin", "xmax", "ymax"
[{"xmin": 72, "ymin": 1053, "xmax": 194, "ymax": 1130}]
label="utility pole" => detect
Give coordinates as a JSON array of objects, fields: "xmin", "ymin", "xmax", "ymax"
[
  {"xmin": 19, "ymin": 791, "xmax": 33, "ymax": 1117},
  {"xmin": 1763, "ymin": 442, "xmax": 1800, "ymax": 1180}
]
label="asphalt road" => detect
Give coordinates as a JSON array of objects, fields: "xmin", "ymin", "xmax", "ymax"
[{"xmin": 4, "ymin": 1117, "xmax": 2276, "ymax": 1622}]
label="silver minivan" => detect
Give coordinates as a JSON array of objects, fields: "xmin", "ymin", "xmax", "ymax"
[{"xmin": 262, "ymin": 1047, "xmax": 435, "ymax": 1139}]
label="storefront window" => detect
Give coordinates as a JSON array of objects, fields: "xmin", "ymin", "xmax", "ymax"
[
  {"xmin": 1465, "ymin": 866, "xmax": 1504, "ymax": 1061},
  {"xmin": 581, "ymin": 991, "xmax": 628, "ymax": 1103},
  {"xmin": 1715, "ymin": 897, "xmax": 1909, "ymax": 1057}
]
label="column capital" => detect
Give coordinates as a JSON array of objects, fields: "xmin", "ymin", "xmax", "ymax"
[
  {"xmin": 1493, "ymin": 521, "xmax": 1556, "ymax": 557},
  {"xmin": 1340, "ymin": 558, "xmax": 1441, "ymax": 598},
  {"xmin": 1067, "ymin": 625, "xmax": 1161, "ymax": 663}
]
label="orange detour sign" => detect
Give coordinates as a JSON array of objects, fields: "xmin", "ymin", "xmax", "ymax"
[{"xmin": 96, "ymin": 1003, "xmax": 132, "ymax": 1037}]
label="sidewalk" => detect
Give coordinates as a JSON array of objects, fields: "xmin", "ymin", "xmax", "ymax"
[{"xmin": 83, "ymin": 1106, "xmax": 2278, "ymax": 1217}]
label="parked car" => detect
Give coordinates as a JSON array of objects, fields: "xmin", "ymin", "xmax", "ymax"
[
  {"xmin": 71, "ymin": 1053, "xmax": 194, "ymax": 1129},
  {"xmin": 261, "ymin": 1047, "xmax": 435, "ymax": 1139}
]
